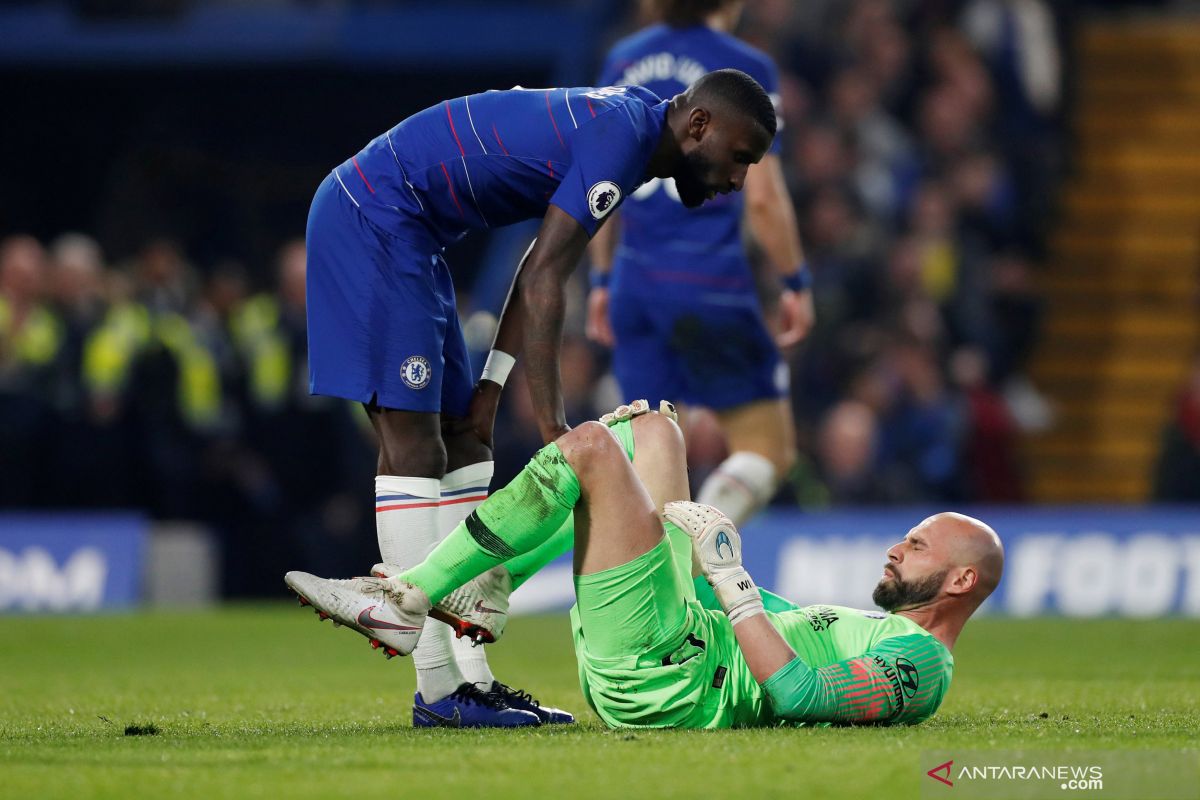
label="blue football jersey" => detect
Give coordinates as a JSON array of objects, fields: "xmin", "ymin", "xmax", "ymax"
[
  {"xmin": 599, "ymin": 25, "xmax": 783, "ymax": 298},
  {"xmin": 333, "ymin": 85, "xmax": 667, "ymax": 249}
]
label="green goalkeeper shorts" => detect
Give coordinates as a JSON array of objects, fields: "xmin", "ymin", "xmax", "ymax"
[
  {"xmin": 567, "ymin": 412, "xmax": 770, "ymax": 729},
  {"xmin": 569, "ymin": 532, "xmax": 770, "ymax": 729}
]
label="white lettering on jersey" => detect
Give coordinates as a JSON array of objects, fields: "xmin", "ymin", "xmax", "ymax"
[
  {"xmin": 630, "ymin": 176, "xmax": 682, "ymax": 203},
  {"xmin": 618, "ymin": 52, "xmax": 707, "ymax": 89},
  {"xmin": 584, "ymin": 86, "xmax": 628, "ymax": 100}
]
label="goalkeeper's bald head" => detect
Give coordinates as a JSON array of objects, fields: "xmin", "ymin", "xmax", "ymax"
[{"xmin": 873, "ymin": 512, "xmax": 1004, "ymax": 615}]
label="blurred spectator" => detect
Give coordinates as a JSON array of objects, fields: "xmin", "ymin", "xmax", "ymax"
[
  {"xmin": 950, "ymin": 149, "xmax": 1017, "ymax": 248},
  {"xmin": 194, "ymin": 260, "xmax": 250, "ymax": 433},
  {"xmin": 49, "ymin": 233, "xmax": 106, "ymax": 363},
  {"xmin": 815, "ymin": 399, "xmax": 894, "ymax": 505},
  {"xmin": 791, "ymin": 123, "xmax": 854, "ymax": 201},
  {"xmin": 0, "ymin": 235, "xmax": 61, "ymax": 506},
  {"xmin": 875, "ymin": 336, "xmax": 965, "ymax": 501},
  {"xmin": 951, "ymin": 344, "xmax": 1024, "ymax": 501},
  {"xmin": 1153, "ymin": 355, "xmax": 1200, "ymax": 502},
  {"xmin": 827, "ymin": 65, "xmax": 912, "ymax": 218},
  {"xmin": 135, "ymin": 238, "xmax": 194, "ymax": 317}
]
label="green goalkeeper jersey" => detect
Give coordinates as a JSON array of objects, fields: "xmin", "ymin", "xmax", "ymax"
[{"xmin": 691, "ymin": 578, "xmax": 955, "ymax": 727}]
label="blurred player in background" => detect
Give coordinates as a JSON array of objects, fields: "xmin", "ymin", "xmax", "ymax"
[
  {"xmin": 287, "ymin": 404, "xmax": 1003, "ymax": 728},
  {"xmin": 292, "ymin": 71, "xmax": 778, "ymax": 727},
  {"xmin": 587, "ymin": 0, "xmax": 813, "ymax": 526}
]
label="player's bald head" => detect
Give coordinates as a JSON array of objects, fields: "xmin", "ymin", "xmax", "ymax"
[
  {"xmin": 873, "ymin": 511, "xmax": 1003, "ymax": 614},
  {"xmin": 685, "ymin": 68, "xmax": 777, "ymax": 142},
  {"xmin": 919, "ymin": 512, "xmax": 1004, "ymax": 601}
]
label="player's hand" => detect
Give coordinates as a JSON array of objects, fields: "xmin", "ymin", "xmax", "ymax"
[
  {"xmin": 539, "ymin": 422, "xmax": 572, "ymax": 445},
  {"xmin": 585, "ymin": 288, "xmax": 615, "ymax": 347},
  {"xmin": 453, "ymin": 380, "xmax": 502, "ymax": 449},
  {"xmin": 662, "ymin": 501, "xmax": 764, "ymax": 625},
  {"xmin": 775, "ymin": 288, "xmax": 814, "ymax": 350}
]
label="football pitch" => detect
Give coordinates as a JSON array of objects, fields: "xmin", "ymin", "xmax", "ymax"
[{"xmin": 1, "ymin": 607, "xmax": 1197, "ymax": 800}]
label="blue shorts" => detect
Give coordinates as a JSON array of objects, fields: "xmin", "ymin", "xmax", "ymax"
[
  {"xmin": 305, "ymin": 173, "xmax": 473, "ymax": 416},
  {"xmin": 608, "ymin": 291, "xmax": 787, "ymax": 411}
]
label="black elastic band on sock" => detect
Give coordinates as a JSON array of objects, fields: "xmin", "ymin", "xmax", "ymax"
[{"xmin": 465, "ymin": 511, "xmax": 517, "ymax": 559}]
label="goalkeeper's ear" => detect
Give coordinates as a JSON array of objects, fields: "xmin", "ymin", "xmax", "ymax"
[{"xmin": 944, "ymin": 566, "xmax": 978, "ymax": 597}]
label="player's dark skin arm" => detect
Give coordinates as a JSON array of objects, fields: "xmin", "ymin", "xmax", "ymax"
[
  {"xmin": 584, "ymin": 213, "xmax": 618, "ymax": 347},
  {"xmin": 453, "ymin": 205, "xmax": 590, "ymax": 443},
  {"xmin": 518, "ymin": 205, "xmax": 592, "ymax": 444},
  {"xmin": 451, "ymin": 241, "xmax": 535, "ymax": 451}
]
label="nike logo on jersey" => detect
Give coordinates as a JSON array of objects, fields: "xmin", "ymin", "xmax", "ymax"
[{"xmin": 356, "ymin": 606, "xmax": 421, "ymax": 631}]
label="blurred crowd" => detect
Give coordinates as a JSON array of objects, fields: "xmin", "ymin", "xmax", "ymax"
[
  {"xmin": 0, "ymin": 234, "xmax": 380, "ymax": 591},
  {"xmin": 8, "ymin": 0, "xmax": 1197, "ymax": 595}
]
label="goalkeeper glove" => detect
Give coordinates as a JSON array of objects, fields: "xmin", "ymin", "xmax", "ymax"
[{"xmin": 662, "ymin": 501, "xmax": 764, "ymax": 625}]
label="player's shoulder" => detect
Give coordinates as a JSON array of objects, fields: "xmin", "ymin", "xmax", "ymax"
[
  {"xmin": 607, "ymin": 83, "xmax": 664, "ymax": 107},
  {"xmin": 578, "ymin": 84, "xmax": 665, "ymax": 124},
  {"xmin": 873, "ymin": 628, "xmax": 954, "ymax": 672}
]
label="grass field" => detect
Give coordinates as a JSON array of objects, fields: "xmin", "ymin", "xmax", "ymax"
[{"xmin": 1, "ymin": 607, "xmax": 1197, "ymax": 799}]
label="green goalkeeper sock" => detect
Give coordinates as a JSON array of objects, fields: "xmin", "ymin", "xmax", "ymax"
[
  {"xmin": 399, "ymin": 442, "xmax": 580, "ymax": 603},
  {"xmin": 501, "ymin": 513, "xmax": 697, "ymax": 598},
  {"xmin": 503, "ymin": 515, "xmax": 575, "ymax": 590}
]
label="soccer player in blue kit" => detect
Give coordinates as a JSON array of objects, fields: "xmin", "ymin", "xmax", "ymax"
[
  {"xmin": 287, "ymin": 70, "xmax": 779, "ymax": 727},
  {"xmin": 587, "ymin": 0, "xmax": 813, "ymax": 527}
]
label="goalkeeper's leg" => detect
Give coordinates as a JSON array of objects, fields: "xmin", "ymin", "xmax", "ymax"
[
  {"xmin": 503, "ymin": 409, "xmax": 691, "ymax": 589},
  {"xmin": 391, "ymin": 420, "xmax": 666, "ymax": 616}
]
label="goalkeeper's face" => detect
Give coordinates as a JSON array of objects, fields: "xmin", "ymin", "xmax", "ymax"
[
  {"xmin": 872, "ymin": 512, "xmax": 1004, "ymax": 612},
  {"xmin": 873, "ymin": 518, "xmax": 951, "ymax": 611}
]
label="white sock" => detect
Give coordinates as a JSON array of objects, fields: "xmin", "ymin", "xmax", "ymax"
[
  {"xmin": 695, "ymin": 451, "xmax": 778, "ymax": 527},
  {"xmin": 440, "ymin": 462, "xmax": 497, "ymax": 688},
  {"xmin": 376, "ymin": 474, "xmax": 465, "ymax": 703}
]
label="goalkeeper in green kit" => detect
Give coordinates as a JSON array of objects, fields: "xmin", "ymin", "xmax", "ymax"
[{"xmin": 286, "ymin": 402, "xmax": 1004, "ymax": 728}]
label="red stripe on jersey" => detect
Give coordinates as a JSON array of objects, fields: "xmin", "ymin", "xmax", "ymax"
[
  {"xmin": 352, "ymin": 156, "xmax": 376, "ymax": 194},
  {"xmin": 492, "ymin": 124, "xmax": 509, "ymax": 156},
  {"xmin": 547, "ymin": 161, "xmax": 555, "ymax": 179},
  {"xmin": 586, "ymin": 97, "xmax": 596, "ymax": 118},
  {"xmin": 545, "ymin": 91, "xmax": 566, "ymax": 150},
  {"xmin": 444, "ymin": 100, "xmax": 466, "ymax": 157},
  {"xmin": 439, "ymin": 161, "xmax": 465, "ymax": 218}
]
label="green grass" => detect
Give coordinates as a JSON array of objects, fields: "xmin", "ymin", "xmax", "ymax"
[{"xmin": 0, "ymin": 608, "xmax": 1197, "ymax": 799}]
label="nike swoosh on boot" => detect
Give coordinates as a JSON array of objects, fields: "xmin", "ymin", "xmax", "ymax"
[
  {"xmin": 413, "ymin": 706, "xmax": 462, "ymax": 727},
  {"xmin": 357, "ymin": 606, "xmax": 422, "ymax": 631}
]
